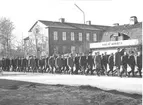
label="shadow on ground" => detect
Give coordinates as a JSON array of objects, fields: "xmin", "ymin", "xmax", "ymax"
[{"xmin": 0, "ymin": 79, "xmax": 142, "ymax": 105}]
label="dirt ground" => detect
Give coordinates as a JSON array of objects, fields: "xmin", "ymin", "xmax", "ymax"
[{"xmin": 0, "ymin": 79, "xmax": 142, "ymax": 105}]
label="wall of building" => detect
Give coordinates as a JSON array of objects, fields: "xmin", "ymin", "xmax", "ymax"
[
  {"xmin": 26, "ymin": 21, "xmax": 49, "ymax": 58},
  {"xmin": 48, "ymin": 27, "xmax": 103, "ymax": 56},
  {"xmin": 91, "ymin": 22, "xmax": 142, "ymax": 54},
  {"xmin": 101, "ymin": 23, "xmax": 142, "ymax": 43}
]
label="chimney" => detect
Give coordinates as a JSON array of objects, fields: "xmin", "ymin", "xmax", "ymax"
[
  {"xmin": 59, "ymin": 18, "xmax": 65, "ymax": 23},
  {"xmin": 113, "ymin": 23, "xmax": 119, "ymax": 26},
  {"xmin": 129, "ymin": 16, "xmax": 138, "ymax": 25},
  {"xmin": 86, "ymin": 21, "xmax": 91, "ymax": 25}
]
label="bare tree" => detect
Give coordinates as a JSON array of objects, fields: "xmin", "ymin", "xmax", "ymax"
[{"xmin": 0, "ymin": 17, "xmax": 14, "ymax": 57}]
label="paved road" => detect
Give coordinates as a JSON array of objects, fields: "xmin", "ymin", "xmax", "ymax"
[{"xmin": 0, "ymin": 72, "xmax": 142, "ymax": 95}]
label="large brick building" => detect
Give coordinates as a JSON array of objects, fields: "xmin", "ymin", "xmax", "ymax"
[
  {"xmin": 25, "ymin": 18, "xmax": 109, "ymax": 57},
  {"xmin": 25, "ymin": 16, "xmax": 142, "ymax": 57}
]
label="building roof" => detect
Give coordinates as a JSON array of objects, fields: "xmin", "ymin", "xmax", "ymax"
[
  {"xmin": 39, "ymin": 20, "xmax": 76, "ymax": 29},
  {"xmin": 107, "ymin": 22, "xmax": 142, "ymax": 32},
  {"xmin": 65, "ymin": 22, "xmax": 109, "ymax": 30},
  {"xmin": 28, "ymin": 20, "xmax": 110, "ymax": 32}
]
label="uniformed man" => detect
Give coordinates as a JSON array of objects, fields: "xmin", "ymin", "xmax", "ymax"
[
  {"xmin": 107, "ymin": 53, "xmax": 114, "ymax": 76},
  {"xmin": 79, "ymin": 53, "xmax": 87, "ymax": 75},
  {"xmin": 42, "ymin": 56, "xmax": 46, "ymax": 73},
  {"xmin": 128, "ymin": 51, "xmax": 136, "ymax": 77},
  {"xmin": 34, "ymin": 56, "xmax": 39, "ymax": 73},
  {"xmin": 0, "ymin": 59, "xmax": 2, "ymax": 74},
  {"xmin": 21, "ymin": 57, "xmax": 28, "ymax": 73},
  {"xmin": 62, "ymin": 55, "xmax": 69, "ymax": 74},
  {"xmin": 48, "ymin": 55, "xmax": 55, "ymax": 74},
  {"xmin": 5, "ymin": 57, "xmax": 10, "ymax": 71},
  {"xmin": 11, "ymin": 57, "xmax": 16, "ymax": 72},
  {"xmin": 101, "ymin": 53, "xmax": 104, "ymax": 75},
  {"xmin": 136, "ymin": 51, "xmax": 142, "ymax": 77},
  {"xmin": 30, "ymin": 56, "xmax": 36, "ymax": 73},
  {"xmin": 87, "ymin": 52, "xmax": 94, "ymax": 75},
  {"xmin": 2, "ymin": 58, "xmax": 6, "ymax": 71},
  {"xmin": 114, "ymin": 48, "xmax": 122, "ymax": 76},
  {"xmin": 55, "ymin": 54, "xmax": 62, "ymax": 73},
  {"xmin": 74, "ymin": 53, "xmax": 80, "ymax": 74},
  {"xmin": 39, "ymin": 56, "xmax": 43, "ymax": 73},
  {"xmin": 95, "ymin": 52, "xmax": 102, "ymax": 76},
  {"xmin": 120, "ymin": 52, "xmax": 128, "ymax": 77},
  {"xmin": 17, "ymin": 57, "xmax": 22, "ymax": 72},
  {"xmin": 102, "ymin": 52, "xmax": 108, "ymax": 75},
  {"xmin": 67, "ymin": 54, "xmax": 74, "ymax": 74},
  {"xmin": 27, "ymin": 56, "xmax": 31, "ymax": 72},
  {"xmin": 45, "ymin": 56, "xmax": 49, "ymax": 72}
]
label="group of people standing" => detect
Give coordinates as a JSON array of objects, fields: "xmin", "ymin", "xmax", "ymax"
[{"xmin": 0, "ymin": 48, "xmax": 142, "ymax": 77}]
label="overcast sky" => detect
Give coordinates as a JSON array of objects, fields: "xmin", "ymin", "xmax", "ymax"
[{"xmin": 0, "ymin": 0, "xmax": 142, "ymax": 42}]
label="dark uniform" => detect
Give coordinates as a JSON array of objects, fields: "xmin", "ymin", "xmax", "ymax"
[
  {"xmin": 35, "ymin": 57, "xmax": 39, "ymax": 72},
  {"xmin": 80, "ymin": 55, "xmax": 87, "ymax": 74},
  {"xmin": 39, "ymin": 57, "xmax": 45, "ymax": 73},
  {"xmin": 49, "ymin": 56, "xmax": 55, "ymax": 73},
  {"xmin": 42, "ymin": 57, "xmax": 46, "ymax": 73},
  {"xmin": 128, "ymin": 54, "xmax": 136, "ymax": 77},
  {"xmin": 21, "ymin": 58, "xmax": 28, "ymax": 72},
  {"xmin": 2, "ymin": 58, "xmax": 6, "ymax": 71},
  {"xmin": 11, "ymin": 58, "xmax": 16, "ymax": 72},
  {"xmin": 5, "ymin": 57, "xmax": 10, "ymax": 71},
  {"xmin": 102, "ymin": 54, "xmax": 108, "ymax": 75},
  {"xmin": 67, "ymin": 55, "xmax": 74, "ymax": 74},
  {"xmin": 137, "ymin": 53, "xmax": 142, "ymax": 77},
  {"xmin": 45, "ymin": 57, "xmax": 49, "ymax": 72},
  {"xmin": 87, "ymin": 54, "xmax": 94, "ymax": 75},
  {"xmin": 107, "ymin": 53, "xmax": 114, "ymax": 76},
  {"xmin": 62, "ymin": 57, "xmax": 69, "ymax": 74},
  {"xmin": 30, "ymin": 56, "xmax": 36, "ymax": 72},
  {"xmin": 95, "ymin": 54, "xmax": 102, "ymax": 75},
  {"xmin": 120, "ymin": 53, "xmax": 128, "ymax": 77},
  {"xmin": 55, "ymin": 56, "xmax": 63, "ymax": 73},
  {"xmin": 0, "ymin": 59, "xmax": 2, "ymax": 72},
  {"xmin": 17, "ymin": 57, "xmax": 22, "ymax": 72},
  {"xmin": 74, "ymin": 55, "xmax": 80, "ymax": 74},
  {"xmin": 114, "ymin": 50, "xmax": 122, "ymax": 76}
]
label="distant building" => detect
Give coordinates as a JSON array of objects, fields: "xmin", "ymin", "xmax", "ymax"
[
  {"xmin": 90, "ymin": 16, "xmax": 142, "ymax": 54},
  {"xmin": 25, "ymin": 18, "xmax": 108, "ymax": 57}
]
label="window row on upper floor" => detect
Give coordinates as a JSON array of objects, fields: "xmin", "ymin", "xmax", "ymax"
[{"xmin": 53, "ymin": 31, "xmax": 97, "ymax": 41}]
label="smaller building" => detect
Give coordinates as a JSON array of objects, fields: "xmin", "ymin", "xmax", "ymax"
[{"xmin": 90, "ymin": 16, "xmax": 142, "ymax": 55}]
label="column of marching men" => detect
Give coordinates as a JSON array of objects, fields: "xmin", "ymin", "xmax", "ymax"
[{"xmin": 0, "ymin": 48, "xmax": 142, "ymax": 77}]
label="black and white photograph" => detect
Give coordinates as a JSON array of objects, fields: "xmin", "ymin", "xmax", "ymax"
[{"xmin": 0, "ymin": 0, "xmax": 142, "ymax": 105}]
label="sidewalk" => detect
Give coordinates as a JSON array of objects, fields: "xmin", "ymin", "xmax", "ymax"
[{"xmin": 0, "ymin": 72, "xmax": 142, "ymax": 95}]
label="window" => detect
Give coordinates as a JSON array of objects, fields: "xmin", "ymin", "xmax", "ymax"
[
  {"xmin": 86, "ymin": 33, "xmax": 90, "ymax": 41},
  {"xmin": 62, "ymin": 32, "xmax": 66, "ymax": 40},
  {"xmin": 79, "ymin": 33, "xmax": 82, "ymax": 41},
  {"xmin": 93, "ymin": 33, "xmax": 97, "ymax": 41},
  {"xmin": 71, "ymin": 32, "xmax": 74, "ymax": 41},
  {"xmin": 53, "ymin": 31, "xmax": 58, "ymax": 40}
]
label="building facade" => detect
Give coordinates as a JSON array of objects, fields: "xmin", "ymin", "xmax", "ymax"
[
  {"xmin": 90, "ymin": 16, "xmax": 142, "ymax": 54},
  {"xmin": 25, "ymin": 16, "xmax": 142, "ymax": 57},
  {"xmin": 25, "ymin": 18, "xmax": 108, "ymax": 57}
]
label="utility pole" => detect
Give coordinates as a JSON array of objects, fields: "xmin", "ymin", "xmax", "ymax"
[{"xmin": 75, "ymin": 4, "xmax": 85, "ymax": 24}]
